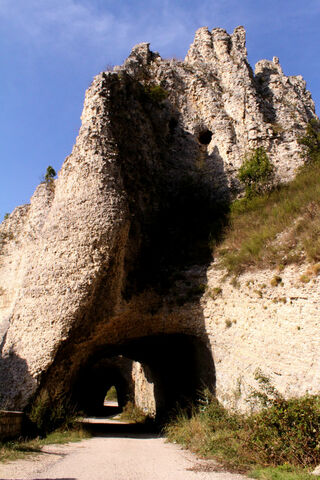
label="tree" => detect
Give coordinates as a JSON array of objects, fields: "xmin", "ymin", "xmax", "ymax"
[
  {"xmin": 238, "ymin": 147, "xmax": 274, "ymax": 197},
  {"xmin": 44, "ymin": 166, "xmax": 56, "ymax": 183}
]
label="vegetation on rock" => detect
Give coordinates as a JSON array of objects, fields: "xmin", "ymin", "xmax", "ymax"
[
  {"xmin": 216, "ymin": 122, "xmax": 320, "ymax": 275},
  {"xmin": 238, "ymin": 147, "xmax": 274, "ymax": 198},
  {"xmin": 298, "ymin": 118, "xmax": 320, "ymax": 162},
  {"xmin": 143, "ymin": 84, "xmax": 168, "ymax": 103},
  {"xmin": 44, "ymin": 165, "xmax": 56, "ymax": 183}
]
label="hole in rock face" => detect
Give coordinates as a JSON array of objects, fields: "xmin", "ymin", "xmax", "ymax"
[
  {"xmin": 72, "ymin": 334, "xmax": 215, "ymax": 420},
  {"xmin": 198, "ymin": 130, "xmax": 213, "ymax": 145}
]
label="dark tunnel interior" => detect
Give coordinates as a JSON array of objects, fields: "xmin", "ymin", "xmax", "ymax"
[{"xmin": 73, "ymin": 334, "xmax": 216, "ymax": 420}]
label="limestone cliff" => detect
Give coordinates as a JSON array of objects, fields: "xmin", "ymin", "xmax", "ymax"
[{"xmin": 0, "ymin": 26, "xmax": 318, "ymax": 414}]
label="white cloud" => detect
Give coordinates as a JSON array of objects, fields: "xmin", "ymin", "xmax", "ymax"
[
  {"xmin": 0, "ymin": 0, "xmax": 131, "ymax": 55},
  {"xmin": 0, "ymin": 0, "xmax": 237, "ymax": 61}
]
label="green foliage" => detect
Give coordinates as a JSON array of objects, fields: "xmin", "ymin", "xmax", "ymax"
[
  {"xmin": 238, "ymin": 147, "xmax": 274, "ymax": 197},
  {"xmin": 44, "ymin": 165, "xmax": 56, "ymax": 183},
  {"xmin": 143, "ymin": 84, "xmax": 168, "ymax": 103},
  {"xmin": 118, "ymin": 401, "xmax": 148, "ymax": 423},
  {"xmin": 251, "ymin": 465, "xmax": 315, "ymax": 480},
  {"xmin": 298, "ymin": 119, "xmax": 320, "ymax": 162},
  {"xmin": 28, "ymin": 392, "xmax": 78, "ymax": 435},
  {"xmin": 246, "ymin": 375, "xmax": 320, "ymax": 467},
  {"xmin": 165, "ymin": 382, "xmax": 320, "ymax": 472},
  {"xmin": 3, "ymin": 213, "xmax": 9, "ymax": 221}
]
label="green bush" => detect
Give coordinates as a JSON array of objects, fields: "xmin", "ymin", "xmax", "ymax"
[
  {"xmin": 28, "ymin": 391, "xmax": 78, "ymax": 434},
  {"xmin": 238, "ymin": 147, "xmax": 274, "ymax": 197},
  {"xmin": 165, "ymin": 382, "xmax": 320, "ymax": 471},
  {"xmin": 298, "ymin": 119, "xmax": 320, "ymax": 162},
  {"xmin": 246, "ymin": 395, "xmax": 320, "ymax": 466},
  {"xmin": 143, "ymin": 84, "xmax": 168, "ymax": 103}
]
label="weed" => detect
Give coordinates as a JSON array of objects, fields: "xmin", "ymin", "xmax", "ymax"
[
  {"xmin": 225, "ymin": 319, "xmax": 232, "ymax": 328},
  {"xmin": 231, "ymin": 277, "xmax": 240, "ymax": 288},
  {"xmin": 118, "ymin": 402, "xmax": 148, "ymax": 423},
  {"xmin": 270, "ymin": 276, "xmax": 282, "ymax": 287},
  {"xmin": 250, "ymin": 464, "xmax": 314, "ymax": 480},
  {"xmin": 270, "ymin": 123, "xmax": 285, "ymax": 136},
  {"xmin": 300, "ymin": 274, "xmax": 310, "ymax": 284},
  {"xmin": 209, "ymin": 287, "xmax": 222, "ymax": 299}
]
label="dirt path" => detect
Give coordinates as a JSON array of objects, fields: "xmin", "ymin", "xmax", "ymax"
[{"xmin": 0, "ymin": 423, "xmax": 246, "ymax": 480}]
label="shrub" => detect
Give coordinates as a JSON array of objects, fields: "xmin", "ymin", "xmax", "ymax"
[
  {"xmin": 165, "ymin": 378, "xmax": 320, "ymax": 471},
  {"xmin": 28, "ymin": 391, "xmax": 78, "ymax": 435},
  {"xmin": 143, "ymin": 84, "xmax": 168, "ymax": 103},
  {"xmin": 246, "ymin": 395, "xmax": 320, "ymax": 466},
  {"xmin": 298, "ymin": 119, "xmax": 320, "ymax": 162},
  {"xmin": 44, "ymin": 165, "xmax": 56, "ymax": 183},
  {"xmin": 238, "ymin": 147, "xmax": 274, "ymax": 197},
  {"xmin": 270, "ymin": 275, "xmax": 282, "ymax": 287},
  {"xmin": 208, "ymin": 286, "xmax": 222, "ymax": 299}
]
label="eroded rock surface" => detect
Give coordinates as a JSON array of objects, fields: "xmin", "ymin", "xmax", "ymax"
[{"xmin": 0, "ymin": 26, "xmax": 318, "ymax": 413}]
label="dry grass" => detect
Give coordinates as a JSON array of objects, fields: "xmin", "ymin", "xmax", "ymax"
[{"xmin": 217, "ymin": 158, "xmax": 320, "ymax": 275}]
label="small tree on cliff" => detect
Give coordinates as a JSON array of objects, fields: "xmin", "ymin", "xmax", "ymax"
[
  {"xmin": 45, "ymin": 166, "xmax": 56, "ymax": 183},
  {"xmin": 238, "ymin": 147, "xmax": 274, "ymax": 197}
]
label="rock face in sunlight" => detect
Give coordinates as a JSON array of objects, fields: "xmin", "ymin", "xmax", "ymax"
[{"xmin": 0, "ymin": 27, "xmax": 317, "ymax": 414}]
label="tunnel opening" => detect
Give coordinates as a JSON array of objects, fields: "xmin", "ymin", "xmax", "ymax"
[
  {"xmin": 73, "ymin": 334, "xmax": 215, "ymax": 422},
  {"xmin": 198, "ymin": 129, "xmax": 213, "ymax": 145},
  {"xmin": 104, "ymin": 385, "xmax": 118, "ymax": 405}
]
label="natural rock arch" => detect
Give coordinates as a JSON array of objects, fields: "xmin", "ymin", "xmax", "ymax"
[{"xmin": 0, "ymin": 25, "xmax": 317, "ymax": 418}]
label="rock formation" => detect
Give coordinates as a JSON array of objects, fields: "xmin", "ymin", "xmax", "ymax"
[{"xmin": 0, "ymin": 26, "xmax": 318, "ymax": 416}]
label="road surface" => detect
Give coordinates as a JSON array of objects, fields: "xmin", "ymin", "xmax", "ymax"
[{"xmin": 0, "ymin": 420, "xmax": 246, "ymax": 480}]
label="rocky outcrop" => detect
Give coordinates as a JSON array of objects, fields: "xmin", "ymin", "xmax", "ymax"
[{"xmin": 0, "ymin": 26, "xmax": 318, "ymax": 414}]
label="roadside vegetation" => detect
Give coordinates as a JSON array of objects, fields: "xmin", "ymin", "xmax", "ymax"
[
  {"xmin": 216, "ymin": 119, "xmax": 320, "ymax": 275},
  {"xmin": 165, "ymin": 373, "xmax": 320, "ymax": 480},
  {"xmin": 118, "ymin": 401, "xmax": 149, "ymax": 423},
  {"xmin": 0, "ymin": 427, "xmax": 89, "ymax": 463}
]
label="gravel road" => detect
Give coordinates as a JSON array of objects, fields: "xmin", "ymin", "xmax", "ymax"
[{"xmin": 0, "ymin": 428, "xmax": 246, "ymax": 480}]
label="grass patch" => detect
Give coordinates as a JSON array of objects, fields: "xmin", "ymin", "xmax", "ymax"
[
  {"xmin": 118, "ymin": 402, "xmax": 148, "ymax": 423},
  {"xmin": 0, "ymin": 427, "xmax": 90, "ymax": 463},
  {"xmin": 251, "ymin": 465, "xmax": 315, "ymax": 480},
  {"xmin": 217, "ymin": 157, "xmax": 320, "ymax": 275}
]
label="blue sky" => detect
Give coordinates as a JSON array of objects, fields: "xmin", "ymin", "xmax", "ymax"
[{"xmin": 0, "ymin": 0, "xmax": 319, "ymax": 220}]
